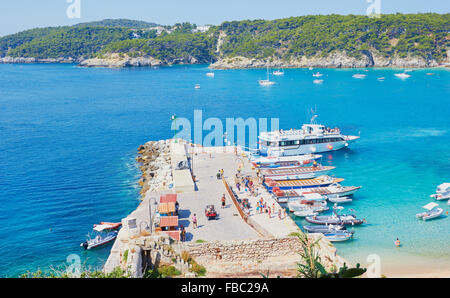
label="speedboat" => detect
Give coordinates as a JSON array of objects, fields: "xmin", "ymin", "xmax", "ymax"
[
  {"xmin": 195, "ymin": 84, "xmax": 201, "ymax": 89},
  {"xmin": 261, "ymin": 165, "xmax": 335, "ymax": 180},
  {"xmin": 416, "ymin": 202, "xmax": 444, "ymax": 221},
  {"xmin": 377, "ymin": 77, "xmax": 385, "ymax": 81},
  {"xmin": 257, "ymin": 114, "xmax": 360, "ymax": 156},
  {"xmin": 313, "ymin": 79, "xmax": 323, "ymax": 84},
  {"xmin": 430, "ymin": 183, "xmax": 450, "ymax": 201},
  {"xmin": 305, "ymin": 206, "xmax": 364, "ymax": 226},
  {"xmin": 303, "ymin": 224, "xmax": 346, "ymax": 233},
  {"xmin": 273, "ymin": 70, "xmax": 284, "ymax": 76},
  {"xmin": 323, "ymin": 231, "xmax": 353, "ymax": 242},
  {"xmin": 81, "ymin": 226, "xmax": 118, "ymax": 250},
  {"xmin": 312, "ymin": 72, "xmax": 323, "ymax": 77},
  {"xmin": 394, "ymin": 72, "xmax": 411, "ymax": 79},
  {"xmin": 352, "ymin": 74, "xmax": 366, "ymax": 79},
  {"xmin": 206, "ymin": 72, "xmax": 215, "ymax": 77},
  {"xmin": 327, "ymin": 195, "xmax": 352, "ymax": 204}
]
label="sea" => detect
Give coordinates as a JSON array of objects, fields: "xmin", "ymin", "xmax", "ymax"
[{"xmin": 0, "ymin": 63, "xmax": 449, "ymax": 277}]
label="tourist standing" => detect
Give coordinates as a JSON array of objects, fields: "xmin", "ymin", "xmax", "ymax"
[
  {"xmin": 221, "ymin": 194, "xmax": 226, "ymax": 209},
  {"xmin": 192, "ymin": 213, "xmax": 198, "ymax": 229},
  {"xmin": 268, "ymin": 207, "xmax": 271, "ymax": 218}
]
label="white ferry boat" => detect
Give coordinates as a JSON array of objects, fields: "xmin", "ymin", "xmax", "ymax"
[{"xmin": 258, "ymin": 116, "xmax": 360, "ymax": 156}]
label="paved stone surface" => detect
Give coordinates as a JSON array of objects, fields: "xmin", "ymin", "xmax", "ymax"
[{"xmin": 176, "ymin": 149, "xmax": 260, "ymax": 242}]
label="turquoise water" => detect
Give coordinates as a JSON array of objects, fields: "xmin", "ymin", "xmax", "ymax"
[{"xmin": 0, "ymin": 63, "xmax": 449, "ymax": 276}]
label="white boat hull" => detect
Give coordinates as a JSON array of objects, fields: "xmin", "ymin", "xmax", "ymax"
[{"xmin": 265, "ymin": 168, "xmax": 332, "ymax": 181}]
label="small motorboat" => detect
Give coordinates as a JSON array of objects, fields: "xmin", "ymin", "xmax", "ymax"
[
  {"xmin": 323, "ymin": 231, "xmax": 353, "ymax": 242},
  {"xmin": 377, "ymin": 77, "xmax": 385, "ymax": 81},
  {"xmin": 416, "ymin": 202, "xmax": 444, "ymax": 221},
  {"xmin": 312, "ymin": 72, "xmax": 323, "ymax": 77},
  {"xmin": 313, "ymin": 79, "xmax": 323, "ymax": 84},
  {"xmin": 205, "ymin": 204, "xmax": 218, "ymax": 220},
  {"xmin": 394, "ymin": 72, "xmax": 411, "ymax": 79},
  {"xmin": 303, "ymin": 224, "xmax": 347, "ymax": 233},
  {"xmin": 287, "ymin": 193, "xmax": 329, "ymax": 213},
  {"xmin": 294, "ymin": 209, "xmax": 318, "ymax": 218},
  {"xmin": 305, "ymin": 206, "xmax": 364, "ymax": 226},
  {"xmin": 93, "ymin": 222, "xmax": 122, "ymax": 230},
  {"xmin": 352, "ymin": 74, "xmax": 366, "ymax": 79},
  {"xmin": 273, "ymin": 70, "xmax": 284, "ymax": 76},
  {"xmin": 206, "ymin": 72, "xmax": 215, "ymax": 77},
  {"xmin": 81, "ymin": 228, "xmax": 118, "ymax": 250},
  {"xmin": 195, "ymin": 84, "xmax": 201, "ymax": 89},
  {"xmin": 327, "ymin": 195, "xmax": 352, "ymax": 204},
  {"xmin": 430, "ymin": 183, "xmax": 450, "ymax": 201}
]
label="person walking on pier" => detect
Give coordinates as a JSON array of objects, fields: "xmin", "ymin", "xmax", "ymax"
[
  {"xmin": 221, "ymin": 194, "xmax": 226, "ymax": 209},
  {"xmin": 192, "ymin": 213, "xmax": 198, "ymax": 229},
  {"xmin": 268, "ymin": 207, "xmax": 271, "ymax": 218}
]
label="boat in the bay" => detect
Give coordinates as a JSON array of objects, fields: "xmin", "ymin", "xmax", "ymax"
[
  {"xmin": 394, "ymin": 72, "xmax": 411, "ymax": 79},
  {"xmin": 416, "ymin": 202, "xmax": 443, "ymax": 221},
  {"xmin": 264, "ymin": 175, "xmax": 344, "ymax": 191},
  {"xmin": 273, "ymin": 70, "xmax": 284, "ymax": 76},
  {"xmin": 305, "ymin": 206, "xmax": 364, "ymax": 226},
  {"xmin": 195, "ymin": 84, "xmax": 201, "ymax": 89},
  {"xmin": 430, "ymin": 183, "xmax": 450, "ymax": 201},
  {"xmin": 250, "ymin": 153, "xmax": 322, "ymax": 168},
  {"xmin": 274, "ymin": 183, "xmax": 361, "ymax": 203},
  {"xmin": 261, "ymin": 165, "xmax": 335, "ymax": 180},
  {"xmin": 313, "ymin": 79, "xmax": 323, "ymax": 84},
  {"xmin": 352, "ymin": 74, "xmax": 366, "ymax": 79},
  {"xmin": 259, "ymin": 67, "xmax": 275, "ymax": 86},
  {"xmin": 303, "ymin": 224, "xmax": 347, "ymax": 233},
  {"xmin": 206, "ymin": 72, "xmax": 215, "ymax": 77},
  {"xmin": 287, "ymin": 193, "xmax": 329, "ymax": 213},
  {"xmin": 312, "ymin": 72, "xmax": 323, "ymax": 77},
  {"xmin": 81, "ymin": 224, "xmax": 118, "ymax": 250},
  {"xmin": 257, "ymin": 114, "xmax": 360, "ymax": 156}
]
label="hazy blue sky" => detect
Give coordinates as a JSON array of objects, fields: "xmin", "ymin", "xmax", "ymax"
[{"xmin": 0, "ymin": 0, "xmax": 448, "ymax": 36}]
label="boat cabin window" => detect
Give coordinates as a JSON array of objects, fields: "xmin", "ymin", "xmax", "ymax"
[{"xmin": 279, "ymin": 140, "xmax": 301, "ymax": 146}]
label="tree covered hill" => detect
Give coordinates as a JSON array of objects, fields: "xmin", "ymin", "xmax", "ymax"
[{"xmin": 0, "ymin": 14, "xmax": 449, "ymax": 66}]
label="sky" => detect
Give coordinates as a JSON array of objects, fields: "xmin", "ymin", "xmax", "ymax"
[{"xmin": 0, "ymin": 0, "xmax": 448, "ymax": 36}]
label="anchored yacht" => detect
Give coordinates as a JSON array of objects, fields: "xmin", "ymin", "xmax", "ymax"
[{"xmin": 258, "ymin": 115, "xmax": 360, "ymax": 156}]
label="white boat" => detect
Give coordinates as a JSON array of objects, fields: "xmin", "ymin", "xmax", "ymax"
[
  {"xmin": 206, "ymin": 72, "xmax": 215, "ymax": 77},
  {"xmin": 250, "ymin": 153, "xmax": 322, "ymax": 168},
  {"xmin": 416, "ymin": 202, "xmax": 444, "ymax": 221},
  {"xmin": 312, "ymin": 72, "xmax": 323, "ymax": 77},
  {"xmin": 430, "ymin": 183, "xmax": 450, "ymax": 201},
  {"xmin": 259, "ymin": 67, "xmax": 275, "ymax": 86},
  {"xmin": 81, "ymin": 225, "xmax": 118, "ymax": 250},
  {"xmin": 273, "ymin": 70, "xmax": 284, "ymax": 76},
  {"xmin": 294, "ymin": 209, "xmax": 318, "ymax": 217},
  {"xmin": 257, "ymin": 114, "xmax": 360, "ymax": 156},
  {"xmin": 323, "ymin": 231, "xmax": 353, "ymax": 242},
  {"xmin": 275, "ymin": 183, "xmax": 361, "ymax": 203},
  {"xmin": 377, "ymin": 77, "xmax": 385, "ymax": 81},
  {"xmin": 308, "ymin": 67, "xmax": 314, "ymax": 70},
  {"xmin": 313, "ymin": 79, "xmax": 323, "ymax": 84},
  {"xmin": 287, "ymin": 193, "xmax": 329, "ymax": 213},
  {"xmin": 352, "ymin": 74, "xmax": 366, "ymax": 79},
  {"xmin": 394, "ymin": 72, "xmax": 411, "ymax": 79},
  {"xmin": 327, "ymin": 195, "xmax": 352, "ymax": 204},
  {"xmin": 195, "ymin": 84, "xmax": 201, "ymax": 89}
]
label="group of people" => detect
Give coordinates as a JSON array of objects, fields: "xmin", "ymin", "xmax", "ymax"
[
  {"xmin": 235, "ymin": 174, "xmax": 257, "ymax": 196},
  {"xmin": 216, "ymin": 168, "xmax": 224, "ymax": 179}
]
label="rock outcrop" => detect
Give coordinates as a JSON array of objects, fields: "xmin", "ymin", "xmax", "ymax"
[
  {"xmin": 209, "ymin": 50, "xmax": 443, "ymax": 69},
  {"xmin": 79, "ymin": 53, "xmax": 163, "ymax": 68}
]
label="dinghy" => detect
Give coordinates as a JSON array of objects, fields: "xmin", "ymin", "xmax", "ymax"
[
  {"xmin": 294, "ymin": 209, "xmax": 318, "ymax": 217},
  {"xmin": 81, "ymin": 229, "xmax": 117, "ymax": 250},
  {"xmin": 323, "ymin": 231, "xmax": 353, "ymax": 242},
  {"xmin": 416, "ymin": 202, "xmax": 443, "ymax": 221}
]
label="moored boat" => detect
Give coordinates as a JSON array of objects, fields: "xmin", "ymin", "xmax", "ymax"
[
  {"xmin": 287, "ymin": 193, "xmax": 329, "ymax": 213},
  {"xmin": 430, "ymin": 183, "xmax": 450, "ymax": 201},
  {"xmin": 416, "ymin": 202, "xmax": 444, "ymax": 221},
  {"xmin": 93, "ymin": 222, "xmax": 122, "ymax": 230},
  {"xmin": 264, "ymin": 175, "xmax": 344, "ymax": 191},
  {"xmin": 81, "ymin": 228, "xmax": 118, "ymax": 250},
  {"xmin": 327, "ymin": 195, "xmax": 352, "ymax": 204},
  {"xmin": 305, "ymin": 206, "xmax": 364, "ymax": 226},
  {"xmin": 303, "ymin": 224, "xmax": 347, "ymax": 233},
  {"xmin": 261, "ymin": 165, "xmax": 335, "ymax": 180},
  {"xmin": 352, "ymin": 74, "xmax": 366, "ymax": 79},
  {"xmin": 250, "ymin": 153, "xmax": 322, "ymax": 168},
  {"xmin": 322, "ymin": 231, "xmax": 353, "ymax": 242},
  {"xmin": 273, "ymin": 183, "xmax": 361, "ymax": 203}
]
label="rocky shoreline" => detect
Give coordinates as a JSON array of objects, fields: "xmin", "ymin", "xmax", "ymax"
[{"xmin": 2, "ymin": 50, "xmax": 449, "ymax": 69}]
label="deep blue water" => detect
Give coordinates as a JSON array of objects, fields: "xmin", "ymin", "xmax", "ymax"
[{"xmin": 0, "ymin": 63, "xmax": 449, "ymax": 276}]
